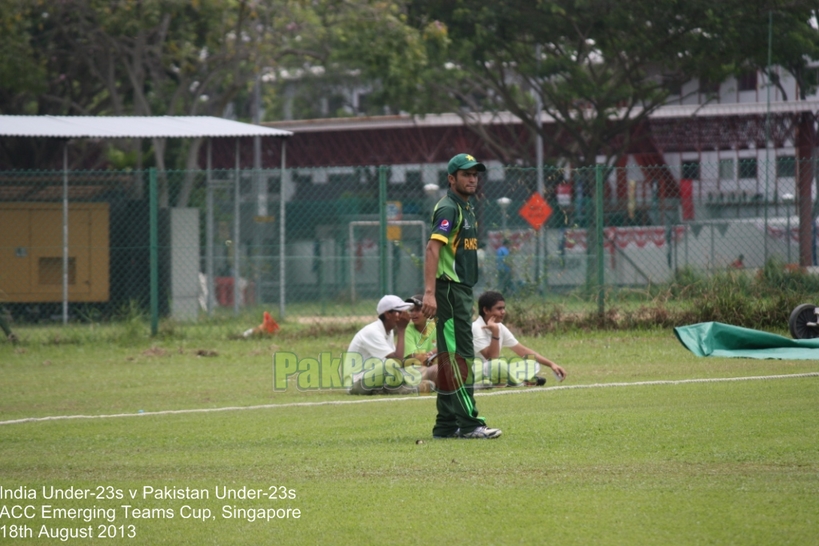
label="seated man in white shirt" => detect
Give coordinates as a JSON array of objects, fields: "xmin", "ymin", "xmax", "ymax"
[
  {"xmin": 343, "ymin": 295, "xmax": 430, "ymax": 395},
  {"xmin": 472, "ymin": 291, "xmax": 566, "ymax": 387}
]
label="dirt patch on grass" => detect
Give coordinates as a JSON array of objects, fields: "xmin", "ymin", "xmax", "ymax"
[{"xmin": 294, "ymin": 315, "xmax": 371, "ymax": 325}]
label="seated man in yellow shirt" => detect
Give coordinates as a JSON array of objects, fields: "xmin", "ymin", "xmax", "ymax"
[{"xmin": 402, "ymin": 295, "xmax": 438, "ymax": 389}]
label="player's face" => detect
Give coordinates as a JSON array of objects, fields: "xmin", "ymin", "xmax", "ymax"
[
  {"xmin": 448, "ymin": 168, "xmax": 479, "ymax": 199},
  {"xmin": 486, "ymin": 301, "xmax": 506, "ymax": 322},
  {"xmin": 409, "ymin": 305, "xmax": 425, "ymax": 327},
  {"xmin": 383, "ymin": 309, "xmax": 408, "ymax": 330}
]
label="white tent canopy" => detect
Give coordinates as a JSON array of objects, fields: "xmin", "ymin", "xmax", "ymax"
[
  {"xmin": 0, "ymin": 115, "xmax": 292, "ymax": 328},
  {"xmin": 0, "ymin": 115, "xmax": 292, "ymax": 139}
]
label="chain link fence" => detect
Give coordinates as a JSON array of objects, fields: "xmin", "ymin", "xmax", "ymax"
[{"xmin": 0, "ymin": 159, "xmax": 815, "ymax": 329}]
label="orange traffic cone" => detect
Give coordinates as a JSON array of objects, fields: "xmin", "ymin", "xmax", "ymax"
[
  {"xmin": 243, "ymin": 311, "xmax": 280, "ymax": 337},
  {"xmin": 261, "ymin": 311, "xmax": 279, "ymax": 334}
]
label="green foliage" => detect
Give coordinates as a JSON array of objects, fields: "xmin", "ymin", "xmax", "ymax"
[
  {"xmin": 405, "ymin": 0, "xmax": 819, "ymax": 165},
  {"xmin": 505, "ymin": 259, "xmax": 819, "ymax": 334},
  {"xmin": 0, "ymin": 0, "xmax": 427, "ymax": 176}
]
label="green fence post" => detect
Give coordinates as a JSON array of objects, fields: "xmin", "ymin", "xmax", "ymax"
[
  {"xmin": 379, "ymin": 165, "xmax": 388, "ymax": 296},
  {"xmin": 595, "ymin": 164, "xmax": 605, "ymax": 318},
  {"xmin": 149, "ymin": 167, "xmax": 159, "ymax": 336}
]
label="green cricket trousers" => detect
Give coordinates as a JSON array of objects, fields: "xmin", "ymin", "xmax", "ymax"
[{"xmin": 433, "ymin": 280, "xmax": 485, "ymax": 436}]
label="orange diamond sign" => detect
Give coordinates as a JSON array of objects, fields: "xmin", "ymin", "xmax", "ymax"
[{"xmin": 519, "ymin": 192, "xmax": 552, "ymax": 230}]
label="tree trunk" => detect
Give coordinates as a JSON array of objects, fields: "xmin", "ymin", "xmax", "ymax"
[{"xmin": 796, "ymin": 113, "xmax": 816, "ymax": 267}]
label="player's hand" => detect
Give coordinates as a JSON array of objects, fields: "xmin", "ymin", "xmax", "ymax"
[
  {"xmin": 395, "ymin": 311, "xmax": 410, "ymax": 330},
  {"xmin": 551, "ymin": 364, "xmax": 566, "ymax": 381},
  {"xmin": 422, "ymin": 293, "xmax": 437, "ymax": 319},
  {"xmin": 483, "ymin": 315, "xmax": 500, "ymax": 337}
]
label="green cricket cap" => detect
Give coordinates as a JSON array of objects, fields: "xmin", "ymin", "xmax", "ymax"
[{"xmin": 447, "ymin": 153, "xmax": 487, "ymax": 175}]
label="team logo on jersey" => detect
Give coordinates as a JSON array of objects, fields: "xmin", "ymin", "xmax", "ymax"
[{"xmin": 438, "ymin": 219, "xmax": 451, "ymax": 232}]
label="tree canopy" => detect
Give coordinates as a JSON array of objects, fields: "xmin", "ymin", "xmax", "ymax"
[
  {"xmin": 406, "ymin": 0, "xmax": 819, "ymax": 167},
  {"xmin": 0, "ymin": 0, "xmax": 427, "ymax": 205},
  {"xmin": 2, "ymin": 0, "xmax": 817, "ymax": 186}
]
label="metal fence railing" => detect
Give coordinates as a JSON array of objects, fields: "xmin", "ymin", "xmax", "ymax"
[{"xmin": 0, "ymin": 159, "xmax": 815, "ymax": 330}]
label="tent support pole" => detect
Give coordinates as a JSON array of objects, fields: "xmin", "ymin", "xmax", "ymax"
[
  {"xmin": 206, "ymin": 139, "xmax": 215, "ymax": 315},
  {"xmin": 279, "ymin": 140, "xmax": 287, "ymax": 320},
  {"xmin": 233, "ymin": 138, "xmax": 241, "ymax": 316},
  {"xmin": 62, "ymin": 142, "xmax": 69, "ymax": 324},
  {"xmin": 149, "ymin": 168, "xmax": 159, "ymax": 336}
]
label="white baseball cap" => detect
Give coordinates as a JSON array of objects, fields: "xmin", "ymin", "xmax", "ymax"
[{"xmin": 376, "ymin": 295, "xmax": 413, "ymax": 316}]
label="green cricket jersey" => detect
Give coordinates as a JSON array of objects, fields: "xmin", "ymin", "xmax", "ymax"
[
  {"xmin": 430, "ymin": 190, "xmax": 478, "ymax": 287},
  {"xmin": 404, "ymin": 319, "xmax": 436, "ymax": 358}
]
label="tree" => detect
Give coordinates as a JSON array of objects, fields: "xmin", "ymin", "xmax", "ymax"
[
  {"xmin": 1, "ymin": 0, "xmax": 429, "ymax": 206},
  {"xmin": 265, "ymin": 0, "xmax": 429, "ymax": 120},
  {"xmin": 403, "ymin": 0, "xmax": 819, "ymax": 286},
  {"xmin": 0, "ymin": 1, "xmax": 111, "ymax": 168},
  {"xmin": 68, "ymin": 0, "xmax": 282, "ymax": 206},
  {"xmin": 735, "ymin": 2, "xmax": 819, "ymax": 101},
  {"xmin": 408, "ymin": 0, "xmax": 819, "ymax": 167}
]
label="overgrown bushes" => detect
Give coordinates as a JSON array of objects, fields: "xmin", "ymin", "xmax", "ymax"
[{"xmin": 505, "ymin": 259, "xmax": 819, "ymax": 335}]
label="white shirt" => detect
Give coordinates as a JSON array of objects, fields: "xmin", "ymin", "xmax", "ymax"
[
  {"xmin": 343, "ymin": 319, "xmax": 394, "ymax": 383},
  {"xmin": 472, "ymin": 316, "xmax": 539, "ymax": 384},
  {"xmin": 472, "ymin": 316, "xmax": 518, "ymax": 362}
]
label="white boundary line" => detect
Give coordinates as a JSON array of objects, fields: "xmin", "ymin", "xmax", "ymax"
[{"xmin": 1, "ymin": 372, "xmax": 817, "ymax": 426}]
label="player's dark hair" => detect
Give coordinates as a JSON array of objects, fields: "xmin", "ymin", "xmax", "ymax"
[{"xmin": 478, "ymin": 291, "xmax": 505, "ymax": 319}]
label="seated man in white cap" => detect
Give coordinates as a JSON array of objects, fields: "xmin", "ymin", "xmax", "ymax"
[
  {"xmin": 343, "ymin": 295, "xmax": 431, "ymax": 395},
  {"xmin": 472, "ymin": 290, "xmax": 566, "ymax": 388}
]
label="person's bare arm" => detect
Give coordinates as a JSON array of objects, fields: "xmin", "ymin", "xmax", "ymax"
[
  {"xmin": 386, "ymin": 312, "xmax": 410, "ymax": 360},
  {"xmin": 479, "ymin": 315, "xmax": 502, "ymax": 359},
  {"xmin": 422, "ymin": 239, "xmax": 444, "ymax": 319},
  {"xmin": 511, "ymin": 343, "xmax": 567, "ymax": 379}
]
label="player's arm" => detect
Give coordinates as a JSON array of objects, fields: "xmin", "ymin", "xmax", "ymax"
[
  {"xmin": 385, "ymin": 312, "xmax": 410, "ymax": 360},
  {"xmin": 422, "ymin": 239, "xmax": 444, "ymax": 319},
  {"xmin": 478, "ymin": 316, "xmax": 502, "ymax": 359},
  {"xmin": 510, "ymin": 342, "xmax": 566, "ymax": 380}
]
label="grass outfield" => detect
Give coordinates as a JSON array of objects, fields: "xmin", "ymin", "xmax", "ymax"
[{"xmin": 1, "ymin": 325, "xmax": 818, "ymax": 544}]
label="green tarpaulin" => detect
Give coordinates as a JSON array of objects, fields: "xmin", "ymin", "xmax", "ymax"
[{"xmin": 674, "ymin": 321, "xmax": 819, "ymax": 360}]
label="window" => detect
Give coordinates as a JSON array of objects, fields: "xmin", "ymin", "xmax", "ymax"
[
  {"xmin": 267, "ymin": 176, "xmax": 281, "ymax": 195},
  {"xmin": 737, "ymin": 70, "xmax": 757, "ymax": 92},
  {"xmin": 662, "ymin": 74, "xmax": 682, "ymax": 96},
  {"xmin": 406, "ymin": 171, "xmax": 421, "ymax": 185},
  {"xmin": 719, "ymin": 159, "xmax": 734, "ymax": 180},
  {"xmin": 328, "ymin": 95, "xmax": 346, "ymax": 116},
  {"xmin": 357, "ymin": 93, "xmax": 371, "ymax": 114},
  {"xmin": 700, "ymin": 78, "xmax": 720, "ymax": 95},
  {"xmin": 738, "ymin": 158, "xmax": 757, "ymax": 179},
  {"xmin": 681, "ymin": 160, "xmax": 700, "ymax": 180},
  {"xmin": 438, "ymin": 169, "xmax": 449, "ymax": 187},
  {"xmin": 776, "ymin": 156, "xmax": 796, "ymax": 177}
]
